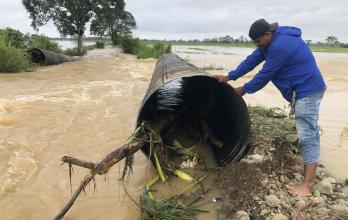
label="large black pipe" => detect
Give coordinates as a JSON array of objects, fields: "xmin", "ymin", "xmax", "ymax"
[
  {"xmin": 29, "ymin": 48, "xmax": 78, "ymax": 65},
  {"xmin": 136, "ymin": 54, "xmax": 250, "ymax": 167}
]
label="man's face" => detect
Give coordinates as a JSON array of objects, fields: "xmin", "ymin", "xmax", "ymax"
[{"xmin": 253, "ymin": 32, "xmax": 272, "ymax": 48}]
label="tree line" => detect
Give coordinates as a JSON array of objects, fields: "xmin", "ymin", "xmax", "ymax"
[{"xmin": 23, "ymin": 0, "xmax": 136, "ymax": 55}]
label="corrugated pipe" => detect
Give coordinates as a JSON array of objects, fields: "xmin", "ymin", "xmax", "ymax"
[{"xmin": 137, "ymin": 53, "xmax": 250, "ymax": 167}]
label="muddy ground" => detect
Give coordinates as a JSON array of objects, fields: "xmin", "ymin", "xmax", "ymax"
[{"xmin": 216, "ymin": 107, "xmax": 348, "ymax": 220}]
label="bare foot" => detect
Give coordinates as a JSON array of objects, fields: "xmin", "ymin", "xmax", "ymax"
[{"xmin": 285, "ymin": 184, "xmax": 312, "ymax": 197}]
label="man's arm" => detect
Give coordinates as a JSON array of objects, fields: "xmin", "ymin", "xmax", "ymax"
[
  {"xmin": 214, "ymin": 48, "xmax": 264, "ymax": 83},
  {"xmin": 228, "ymin": 48, "xmax": 265, "ymax": 80},
  {"xmin": 242, "ymin": 47, "xmax": 291, "ymax": 94}
]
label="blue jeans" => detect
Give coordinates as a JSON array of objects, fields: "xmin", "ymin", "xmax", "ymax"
[{"xmin": 295, "ymin": 91, "xmax": 324, "ymax": 164}]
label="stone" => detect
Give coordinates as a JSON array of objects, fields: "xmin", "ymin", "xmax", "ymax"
[
  {"xmin": 334, "ymin": 192, "xmax": 347, "ymax": 199},
  {"xmin": 260, "ymin": 209, "xmax": 270, "ymax": 216},
  {"xmin": 332, "ymin": 204, "xmax": 348, "ymax": 212},
  {"xmin": 260, "ymin": 179, "xmax": 269, "ymax": 188},
  {"xmin": 230, "ymin": 211, "xmax": 250, "ymax": 220},
  {"xmin": 336, "ymin": 199, "xmax": 348, "ymax": 206},
  {"xmin": 313, "ymin": 190, "xmax": 321, "ymax": 197},
  {"xmin": 279, "ymin": 175, "xmax": 285, "ymax": 183},
  {"xmin": 285, "ymin": 134, "xmax": 298, "ymax": 143},
  {"xmin": 295, "ymin": 200, "xmax": 306, "ymax": 208},
  {"xmin": 265, "ymin": 195, "xmax": 281, "ymax": 207},
  {"xmin": 323, "ymin": 177, "xmax": 337, "ymax": 184},
  {"xmin": 315, "ymin": 180, "xmax": 334, "ymax": 195},
  {"xmin": 271, "ymin": 213, "xmax": 288, "ymax": 220},
  {"xmin": 293, "ymin": 156, "xmax": 303, "ymax": 165},
  {"xmin": 280, "ymin": 201, "xmax": 290, "ymax": 209},
  {"xmin": 275, "ymin": 181, "xmax": 282, "ymax": 188},
  {"xmin": 284, "ymin": 176, "xmax": 290, "ymax": 184}
]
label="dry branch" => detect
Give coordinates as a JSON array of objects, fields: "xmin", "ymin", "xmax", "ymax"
[{"xmin": 54, "ymin": 115, "xmax": 175, "ymax": 220}]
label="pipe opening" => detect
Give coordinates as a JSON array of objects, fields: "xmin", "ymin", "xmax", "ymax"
[{"xmin": 137, "ymin": 75, "xmax": 250, "ymax": 167}]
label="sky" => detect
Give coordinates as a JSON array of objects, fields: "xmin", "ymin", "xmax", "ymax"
[{"xmin": 1, "ymin": 0, "xmax": 348, "ymax": 43}]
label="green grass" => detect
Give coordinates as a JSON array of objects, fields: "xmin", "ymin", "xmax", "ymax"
[
  {"xmin": 143, "ymin": 40, "xmax": 348, "ymax": 53},
  {"xmin": 29, "ymin": 34, "xmax": 62, "ymax": 53},
  {"xmin": 63, "ymin": 44, "xmax": 97, "ymax": 56},
  {"xmin": 0, "ymin": 36, "xmax": 34, "ymax": 73},
  {"xmin": 309, "ymin": 45, "xmax": 348, "ymax": 53},
  {"xmin": 119, "ymin": 36, "xmax": 171, "ymax": 59},
  {"xmin": 95, "ymin": 40, "xmax": 105, "ymax": 49}
]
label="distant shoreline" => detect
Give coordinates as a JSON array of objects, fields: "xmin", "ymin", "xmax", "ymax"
[{"xmin": 51, "ymin": 38, "xmax": 348, "ymax": 53}]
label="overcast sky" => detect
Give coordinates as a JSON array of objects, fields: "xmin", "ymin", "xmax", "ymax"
[{"xmin": 1, "ymin": 0, "xmax": 348, "ymax": 43}]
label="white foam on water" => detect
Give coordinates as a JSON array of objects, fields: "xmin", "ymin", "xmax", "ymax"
[{"xmin": 7, "ymin": 154, "xmax": 38, "ymax": 180}]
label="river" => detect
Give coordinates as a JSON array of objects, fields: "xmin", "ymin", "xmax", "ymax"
[{"xmin": 0, "ymin": 45, "xmax": 347, "ymax": 219}]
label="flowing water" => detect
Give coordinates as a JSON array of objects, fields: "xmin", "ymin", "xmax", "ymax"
[{"xmin": 0, "ymin": 46, "xmax": 347, "ymax": 219}]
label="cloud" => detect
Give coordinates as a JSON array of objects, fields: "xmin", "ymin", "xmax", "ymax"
[{"xmin": 0, "ymin": 0, "xmax": 347, "ymax": 42}]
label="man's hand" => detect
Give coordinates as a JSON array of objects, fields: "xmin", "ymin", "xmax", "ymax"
[
  {"xmin": 213, "ymin": 75, "xmax": 229, "ymax": 83},
  {"xmin": 234, "ymin": 86, "xmax": 246, "ymax": 96}
]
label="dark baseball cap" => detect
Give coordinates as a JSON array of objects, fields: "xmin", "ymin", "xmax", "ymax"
[{"xmin": 248, "ymin": 19, "xmax": 279, "ymax": 40}]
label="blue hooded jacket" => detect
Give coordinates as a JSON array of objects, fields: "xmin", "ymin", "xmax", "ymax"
[{"xmin": 228, "ymin": 26, "xmax": 326, "ymax": 102}]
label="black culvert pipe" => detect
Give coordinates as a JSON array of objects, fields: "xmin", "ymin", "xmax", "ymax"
[
  {"xmin": 29, "ymin": 48, "xmax": 78, "ymax": 65},
  {"xmin": 136, "ymin": 53, "xmax": 250, "ymax": 167}
]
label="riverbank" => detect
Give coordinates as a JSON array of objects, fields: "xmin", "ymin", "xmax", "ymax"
[{"xmin": 217, "ymin": 106, "xmax": 348, "ymax": 220}]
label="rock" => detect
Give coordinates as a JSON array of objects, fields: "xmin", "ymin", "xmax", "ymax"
[
  {"xmin": 295, "ymin": 200, "xmax": 306, "ymax": 208},
  {"xmin": 280, "ymin": 201, "xmax": 290, "ymax": 209},
  {"xmin": 271, "ymin": 213, "xmax": 288, "ymax": 220},
  {"xmin": 313, "ymin": 190, "xmax": 321, "ymax": 197},
  {"xmin": 293, "ymin": 156, "xmax": 303, "ymax": 165},
  {"xmin": 260, "ymin": 209, "xmax": 270, "ymax": 216},
  {"xmin": 230, "ymin": 211, "xmax": 250, "ymax": 220},
  {"xmin": 335, "ymin": 184, "xmax": 343, "ymax": 193},
  {"xmin": 332, "ymin": 204, "xmax": 348, "ymax": 212},
  {"xmin": 242, "ymin": 154, "xmax": 264, "ymax": 163},
  {"xmin": 334, "ymin": 192, "xmax": 347, "ymax": 199},
  {"xmin": 285, "ymin": 134, "xmax": 298, "ymax": 143},
  {"xmin": 265, "ymin": 195, "xmax": 281, "ymax": 207},
  {"xmin": 253, "ymin": 195, "xmax": 261, "ymax": 201},
  {"xmin": 315, "ymin": 180, "xmax": 334, "ymax": 195},
  {"xmin": 279, "ymin": 175, "xmax": 285, "ymax": 183},
  {"xmin": 294, "ymin": 173, "xmax": 303, "ymax": 182},
  {"xmin": 336, "ymin": 199, "xmax": 348, "ymax": 206},
  {"xmin": 275, "ymin": 181, "xmax": 282, "ymax": 188},
  {"xmin": 323, "ymin": 177, "xmax": 337, "ymax": 184},
  {"xmin": 345, "ymin": 179, "xmax": 348, "ymax": 186},
  {"xmin": 284, "ymin": 176, "xmax": 290, "ymax": 184},
  {"xmin": 260, "ymin": 179, "xmax": 269, "ymax": 188}
]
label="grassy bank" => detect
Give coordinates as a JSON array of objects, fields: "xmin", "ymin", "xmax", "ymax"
[{"xmin": 119, "ymin": 37, "xmax": 171, "ymax": 59}]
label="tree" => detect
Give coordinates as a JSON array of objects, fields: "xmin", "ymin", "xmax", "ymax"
[
  {"xmin": 90, "ymin": 1, "xmax": 136, "ymax": 45},
  {"xmin": 326, "ymin": 36, "xmax": 339, "ymax": 47},
  {"xmin": 22, "ymin": 0, "xmax": 126, "ymax": 55}
]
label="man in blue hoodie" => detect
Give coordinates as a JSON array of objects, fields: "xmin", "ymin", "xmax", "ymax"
[{"xmin": 215, "ymin": 19, "xmax": 326, "ymax": 196}]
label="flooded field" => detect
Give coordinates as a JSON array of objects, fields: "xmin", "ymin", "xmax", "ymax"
[{"xmin": 0, "ymin": 45, "xmax": 347, "ymax": 219}]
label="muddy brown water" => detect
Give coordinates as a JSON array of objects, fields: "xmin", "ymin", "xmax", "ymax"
[{"xmin": 0, "ymin": 46, "xmax": 347, "ymax": 219}]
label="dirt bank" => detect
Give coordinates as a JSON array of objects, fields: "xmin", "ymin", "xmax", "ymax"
[{"xmin": 217, "ymin": 107, "xmax": 348, "ymax": 220}]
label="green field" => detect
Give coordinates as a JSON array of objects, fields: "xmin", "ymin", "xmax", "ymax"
[{"xmin": 142, "ymin": 40, "xmax": 348, "ymax": 53}]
